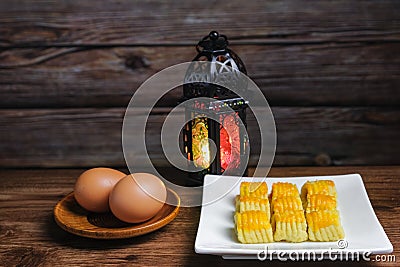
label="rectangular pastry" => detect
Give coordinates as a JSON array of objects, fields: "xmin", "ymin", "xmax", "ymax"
[
  {"xmin": 270, "ymin": 182, "xmax": 308, "ymax": 242},
  {"xmin": 306, "ymin": 210, "xmax": 345, "ymax": 241},
  {"xmin": 234, "ymin": 211, "xmax": 274, "ymax": 243},
  {"xmin": 302, "ymin": 180, "xmax": 345, "ymax": 241},
  {"xmin": 271, "ymin": 182, "xmax": 300, "ymax": 202},
  {"xmin": 235, "ymin": 195, "xmax": 271, "ymax": 220},
  {"xmin": 271, "ymin": 196, "xmax": 303, "ymax": 214},
  {"xmin": 301, "ymin": 180, "xmax": 337, "ymax": 205},
  {"xmin": 240, "ymin": 182, "xmax": 268, "ymax": 199},
  {"xmin": 271, "ymin": 210, "xmax": 308, "ymax": 242},
  {"xmin": 305, "ymin": 194, "xmax": 337, "ymax": 213}
]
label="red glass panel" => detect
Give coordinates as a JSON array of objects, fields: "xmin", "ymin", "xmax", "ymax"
[{"xmin": 220, "ymin": 113, "xmax": 240, "ymax": 171}]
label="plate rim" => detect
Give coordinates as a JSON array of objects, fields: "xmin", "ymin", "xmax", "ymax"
[
  {"xmin": 54, "ymin": 188, "xmax": 180, "ymax": 239},
  {"xmin": 195, "ymin": 173, "xmax": 393, "ymax": 257}
]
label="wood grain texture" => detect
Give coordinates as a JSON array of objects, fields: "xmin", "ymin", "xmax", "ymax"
[
  {"xmin": 1, "ymin": 107, "xmax": 399, "ymax": 168},
  {"xmin": 1, "ymin": 0, "xmax": 400, "ymax": 168},
  {"xmin": 1, "ymin": 44, "xmax": 399, "ymax": 108},
  {"xmin": 1, "ymin": 0, "xmax": 399, "ymax": 46},
  {"xmin": 0, "ymin": 167, "xmax": 398, "ymax": 266}
]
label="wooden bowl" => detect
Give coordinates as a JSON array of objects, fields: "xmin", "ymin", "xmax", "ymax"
[{"xmin": 54, "ymin": 188, "xmax": 180, "ymax": 239}]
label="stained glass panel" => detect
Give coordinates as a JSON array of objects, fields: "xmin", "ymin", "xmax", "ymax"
[{"xmin": 191, "ymin": 117, "xmax": 210, "ymax": 169}]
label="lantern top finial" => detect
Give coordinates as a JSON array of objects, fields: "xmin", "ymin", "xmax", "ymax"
[
  {"xmin": 209, "ymin": 31, "xmax": 219, "ymax": 40},
  {"xmin": 196, "ymin": 31, "xmax": 228, "ymax": 52}
]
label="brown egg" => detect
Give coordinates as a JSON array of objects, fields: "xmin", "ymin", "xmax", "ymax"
[
  {"xmin": 109, "ymin": 173, "xmax": 167, "ymax": 223},
  {"xmin": 74, "ymin": 167, "xmax": 126, "ymax": 213}
]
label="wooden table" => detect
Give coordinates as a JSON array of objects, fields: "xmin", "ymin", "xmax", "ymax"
[{"xmin": 0, "ymin": 166, "xmax": 398, "ymax": 266}]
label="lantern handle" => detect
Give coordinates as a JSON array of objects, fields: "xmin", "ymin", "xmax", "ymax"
[{"xmin": 196, "ymin": 31, "xmax": 228, "ymax": 53}]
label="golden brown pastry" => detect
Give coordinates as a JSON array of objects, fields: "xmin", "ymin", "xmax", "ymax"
[
  {"xmin": 240, "ymin": 182, "xmax": 268, "ymax": 199},
  {"xmin": 271, "ymin": 210, "xmax": 308, "ymax": 242},
  {"xmin": 306, "ymin": 210, "xmax": 345, "ymax": 241},
  {"xmin": 234, "ymin": 211, "xmax": 274, "ymax": 243},
  {"xmin": 302, "ymin": 180, "xmax": 344, "ymax": 241},
  {"xmin": 235, "ymin": 195, "xmax": 271, "ymax": 220}
]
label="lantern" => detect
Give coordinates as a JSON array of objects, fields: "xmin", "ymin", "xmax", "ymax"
[{"xmin": 182, "ymin": 31, "xmax": 249, "ymax": 186}]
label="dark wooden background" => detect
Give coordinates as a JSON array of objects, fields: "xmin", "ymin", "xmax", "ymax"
[{"xmin": 1, "ymin": 0, "xmax": 400, "ymax": 168}]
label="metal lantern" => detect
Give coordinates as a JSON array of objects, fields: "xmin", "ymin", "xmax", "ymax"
[{"xmin": 182, "ymin": 31, "xmax": 249, "ymax": 186}]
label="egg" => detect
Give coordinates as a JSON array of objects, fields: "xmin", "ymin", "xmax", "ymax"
[
  {"xmin": 74, "ymin": 167, "xmax": 126, "ymax": 213},
  {"xmin": 109, "ymin": 173, "xmax": 167, "ymax": 223}
]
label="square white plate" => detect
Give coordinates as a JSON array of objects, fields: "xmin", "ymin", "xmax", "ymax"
[{"xmin": 195, "ymin": 174, "xmax": 393, "ymax": 259}]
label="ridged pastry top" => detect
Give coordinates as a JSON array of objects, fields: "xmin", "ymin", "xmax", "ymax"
[
  {"xmin": 240, "ymin": 182, "xmax": 268, "ymax": 198},
  {"xmin": 271, "ymin": 196, "xmax": 303, "ymax": 213},
  {"xmin": 235, "ymin": 211, "xmax": 271, "ymax": 231},
  {"xmin": 305, "ymin": 194, "xmax": 337, "ymax": 212},
  {"xmin": 271, "ymin": 182, "xmax": 300, "ymax": 201},
  {"xmin": 306, "ymin": 210, "xmax": 341, "ymax": 231},
  {"xmin": 301, "ymin": 180, "xmax": 337, "ymax": 199},
  {"xmin": 272, "ymin": 210, "xmax": 306, "ymax": 223}
]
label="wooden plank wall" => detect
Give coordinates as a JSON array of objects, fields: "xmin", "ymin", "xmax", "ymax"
[{"xmin": 1, "ymin": 0, "xmax": 400, "ymax": 168}]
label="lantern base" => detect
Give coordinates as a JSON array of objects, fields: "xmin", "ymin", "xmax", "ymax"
[
  {"xmin": 186, "ymin": 171, "xmax": 208, "ymax": 187},
  {"xmin": 185, "ymin": 168, "xmax": 248, "ymax": 187}
]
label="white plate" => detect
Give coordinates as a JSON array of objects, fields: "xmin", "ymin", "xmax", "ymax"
[{"xmin": 195, "ymin": 174, "xmax": 393, "ymax": 260}]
